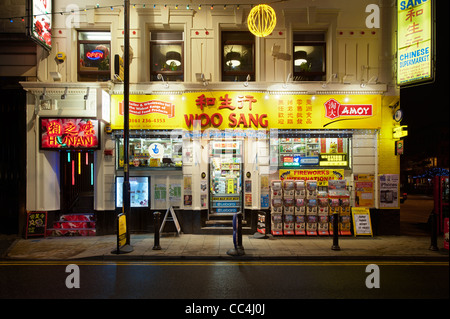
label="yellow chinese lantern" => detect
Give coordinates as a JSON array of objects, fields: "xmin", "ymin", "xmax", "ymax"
[{"xmin": 247, "ymin": 4, "xmax": 277, "ymax": 37}]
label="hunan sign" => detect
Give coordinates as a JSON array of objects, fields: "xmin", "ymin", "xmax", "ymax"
[{"xmin": 40, "ymin": 118, "xmax": 100, "ymax": 150}]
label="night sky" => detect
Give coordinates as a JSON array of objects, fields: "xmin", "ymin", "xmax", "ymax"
[{"xmin": 399, "ymin": 0, "xmax": 449, "ymax": 165}]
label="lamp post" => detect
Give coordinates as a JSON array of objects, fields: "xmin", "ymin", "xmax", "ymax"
[{"xmin": 120, "ymin": 0, "xmax": 133, "ymax": 253}]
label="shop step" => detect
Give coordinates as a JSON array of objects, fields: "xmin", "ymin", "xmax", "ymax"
[{"xmin": 47, "ymin": 213, "xmax": 96, "ymax": 237}]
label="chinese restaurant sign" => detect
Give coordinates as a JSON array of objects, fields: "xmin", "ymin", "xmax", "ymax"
[
  {"xmin": 40, "ymin": 118, "xmax": 100, "ymax": 150},
  {"xmin": 29, "ymin": 0, "xmax": 52, "ymax": 51},
  {"xmin": 397, "ymin": 0, "xmax": 433, "ymax": 86},
  {"xmin": 110, "ymin": 94, "xmax": 381, "ymax": 130}
]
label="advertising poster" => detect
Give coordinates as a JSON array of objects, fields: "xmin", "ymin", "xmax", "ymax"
[
  {"xmin": 351, "ymin": 207, "xmax": 373, "ymax": 236},
  {"xmin": 354, "ymin": 174, "xmax": 375, "ymax": 207},
  {"xmin": 155, "ymin": 184, "xmax": 167, "ymax": 202},
  {"xmin": 29, "ymin": 0, "xmax": 52, "ymax": 50},
  {"xmin": 169, "ymin": 184, "xmax": 181, "ymax": 202},
  {"xmin": 379, "ymin": 174, "xmax": 399, "ymax": 208}
]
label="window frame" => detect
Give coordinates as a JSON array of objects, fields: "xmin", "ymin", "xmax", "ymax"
[
  {"xmin": 221, "ymin": 31, "xmax": 255, "ymax": 82},
  {"xmin": 77, "ymin": 30, "xmax": 111, "ymax": 82},
  {"xmin": 292, "ymin": 32, "xmax": 326, "ymax": 82},
  {"xmin": 149, "ymin": 31, "xmax": 184, "ymax": 82}
]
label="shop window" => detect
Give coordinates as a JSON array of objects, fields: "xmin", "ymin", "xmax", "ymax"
[
  {"xmin": 271, "ymin": 131, "xmax": 351, "ymax": 169},
  {"xmin": 78, "ymin": 31, "xmax": 111, "ymax": 82},
  {"xmin": 293, "ymin": 32, "xmax": 326, "ymax": 81},
  {"xmin": 150, "ymin": 31, "xmax": 184, "ymax": 82},
  {"xmin": 221, "ymin": 31, "xmax": 255, "ymax": 82},
  {"xmin": 116, "ymin": 133, "xmax": 183, "ymax": 170}
]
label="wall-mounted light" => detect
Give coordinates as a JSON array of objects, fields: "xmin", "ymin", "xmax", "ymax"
[
  {"xmin": 166, "ymin": 51, "xmax": 181, "ymax": 66},
  {"xmin": 282, "ymin": 73, "xmax": 292, "ymax": 89},
  {"xmin": 226, "ymin": 51, "xmax": 241, "ymax": 67},
  {"xmin": 243, "ymin": 74, "xmax": 250, "ymax": 87},
  {"xmin": 61, "ymin": 87, "xmax": 68, "ymax": 99},
  {"xmin": 294, "ymin": 50, "xmax": 307, "ymax": 66},
  {"xmin": 84, "ymin": 87, "xmax": 90, "ymax": 100},
  {"xmin": 40, "ymin": 87, "xmax": 47, "ymax": 100},
  {"xmin": 157, "ymin": 74, "xmax": 169, "ymax": 88}
]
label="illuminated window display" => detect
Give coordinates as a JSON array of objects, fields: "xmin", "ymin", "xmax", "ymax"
[
  {"xmin": 116, "ymin": 136, "xmax": 182, "ymax": 169},
  {"xmin": 77, "ymin": 31, "xmax": 111, "ymax": 82},
  {"xmin": 116, "ymin": 176, "xmax": 150, "ymax": 208},
  {"xmin": 270, "ymin": 131, "xmax": 351, "ymax": 169}
]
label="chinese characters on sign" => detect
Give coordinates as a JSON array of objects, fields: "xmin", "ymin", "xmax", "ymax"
[
  {"xmin": 186, "ymin": 93, "xmax": 267, "ymax": 128},
  {"xmin": 110, "ymin": 94, "xmax": 381, "ymax": 130},
  {"xmin": 397, "ymin": 0, "xmax": 433, "ymax": 85},
  {"xmin": 40, "ymin": 118, "xmax": 100, "ymax": 150},
  {"xmin": 26, "ymin": 211, "xmax": 47, "ymax": 238}
]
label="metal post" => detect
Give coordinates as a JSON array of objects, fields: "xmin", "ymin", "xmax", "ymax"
[
  {"xmin": 227, "ymin": 212, "xmax": 245, "ymax": 256},
  {"xmin": 331, "ymin": 212, "xmax": 340, "ymax": 251},
  {"xmin": 429, "ymin": 210, "xmax": 439, "ymax": 251},
  {"xmin": 237, "ymin": 212, "xmax": 244, "ymax": 250},
  {"xmin": 123, "ymin": 0, "xmax": 131, "ymax": 247},
  {"xmin": 153, "ymin": 212, "xmax": 161, "ymax": 250}
]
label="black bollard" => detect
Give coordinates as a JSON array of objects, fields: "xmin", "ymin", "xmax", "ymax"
[
  {"xmin": 153, "ymin": 211, "xmax": 161, "ymax": 250},
  {"xmin": 429, "ymin": 210, "xmax": 439, "ymax": 251},
  {"xmin": 227, "ymin": 212, "xmax": 245, "ymax": 256},
  {"xmin": 331, "ymin": 212, "xmax": 340, "ymax": 251},
  {"xmin": 236, "ymin": 212, "xmax": 244, "ymax": 250}
]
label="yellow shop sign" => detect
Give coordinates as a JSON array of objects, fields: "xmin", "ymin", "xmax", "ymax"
[{"xmin": 110, "ymin": 93, "xmax": 381, "ymax": 130}]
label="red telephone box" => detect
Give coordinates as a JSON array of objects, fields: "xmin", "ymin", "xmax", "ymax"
[{"xmin": 433, "ymin": 176, "xmax": 449, "ymax": 250}]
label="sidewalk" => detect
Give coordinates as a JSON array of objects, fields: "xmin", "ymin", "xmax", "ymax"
[{"xmin": 2, "ymin": 233, "xmax": 448, "ymax": 261}]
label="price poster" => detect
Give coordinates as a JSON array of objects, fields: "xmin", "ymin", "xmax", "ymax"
[
  {"xmin": 351, "ymin": 207, "xmax": 373, "ymax": 236},
  {"xmin": 354, "ymin": 174, "xmax": 375, "ymax": 207},
  {"xmin": 379, "ymin": 174, "xmax": 399, "ymax": 208}
]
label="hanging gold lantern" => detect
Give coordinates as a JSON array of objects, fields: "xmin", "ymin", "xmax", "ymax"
[{"xmin": 247, "ymin": 4, "xmax": 277, "ymax": 37}]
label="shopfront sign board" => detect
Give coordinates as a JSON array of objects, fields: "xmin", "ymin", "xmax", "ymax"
[
  {"xmin": 40, "ymin": 118, "xmax": 100, "ymax": 150},
  {"xmin": 117, "ymin": 213, "xmax": 127, "ymax": 248},
  {"xmin": 397, "ymin": 0, "xmax": 434, "ymax": 86},
  {"xmin": 111, "ymin": 94, "xmax": 381, "ymax": 131},
  {"xmin": 351, "ymin": 207, "xmax": 373, "ymax": 236},
  {"xmin": 25, "ymin": 211, "xmax": 47, "ymax": 239}
]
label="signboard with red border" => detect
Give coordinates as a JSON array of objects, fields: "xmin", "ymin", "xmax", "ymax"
[{"xmin": 39, "ymin": 118, "xmax": 100, "ymax": 150}]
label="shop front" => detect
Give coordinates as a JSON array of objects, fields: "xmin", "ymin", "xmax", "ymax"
[{"xmin": 104, "ymin": 90, "xmax": 395, "ymax": 235}]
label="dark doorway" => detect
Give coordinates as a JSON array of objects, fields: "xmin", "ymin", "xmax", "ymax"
[
  {"xmin": 60, "ymin": 150, "xmax": 95, "ymax": 214},
  {"xmin": 0, "ymin": 77, "xmax": 26, "ymax": 234}
]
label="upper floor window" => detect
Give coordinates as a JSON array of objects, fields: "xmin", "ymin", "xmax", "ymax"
[
  {"xmin": 150, "ymin": 31, "xmax": 184, "ymax": 82},
  {"xmin": 222, "ymin": 31, "xmax": 255, "ymax": 82},
  {"xmin": 78, "ymin": 31, "xmax": 111, "ymax": 82},
  {"xmin": 293, "ymin": 32, "xmax": 326, "ymax": 81}
]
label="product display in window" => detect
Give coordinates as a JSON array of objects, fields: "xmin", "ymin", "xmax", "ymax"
[
  {"xmin": 117, "ymin": 137, "xmax": 182, "ymax": 169},
  {"xmin": 274, "ymin": 136, "xmax": 349, "ymax": 168}
]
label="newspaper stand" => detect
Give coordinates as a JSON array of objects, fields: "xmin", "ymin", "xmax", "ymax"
[{"xmin": 317, "ymin": 191, "xmax": 329, "ymax": 235}]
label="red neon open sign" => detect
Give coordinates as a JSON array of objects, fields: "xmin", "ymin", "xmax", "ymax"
[{"xmin": 86, "ymin": 49, "xmax": 104, "ymax": 60}]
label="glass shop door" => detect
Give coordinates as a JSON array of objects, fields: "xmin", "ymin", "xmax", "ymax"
[{"xmin": 209, "ymin": 140, "xmax": 243, "ymax": 217}]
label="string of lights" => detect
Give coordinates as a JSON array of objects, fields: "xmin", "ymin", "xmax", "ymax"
[{"xmin": 1, "ymin": 2, "xmax": 253, "ymax": 23}]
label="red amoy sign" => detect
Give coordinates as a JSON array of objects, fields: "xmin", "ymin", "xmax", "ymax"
[
  {"xmin": 40, "ymin": 118, "xmax": 100, "ymax": 150},
  {"xmin": 324, "ymin": 98, "xmax": 373, "ymax": 120}
]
